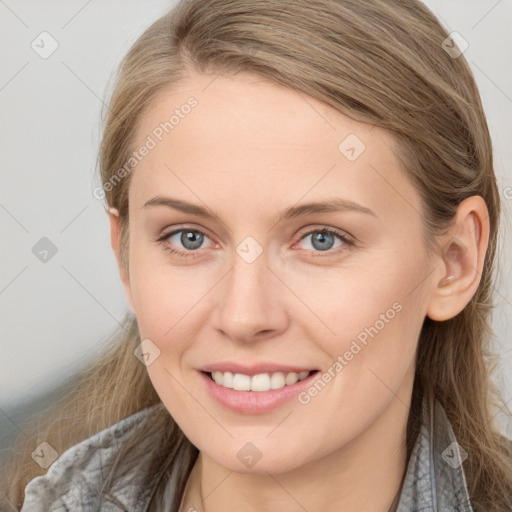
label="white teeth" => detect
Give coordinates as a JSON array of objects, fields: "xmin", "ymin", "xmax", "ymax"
[
  {"xmin": 285, "ymin": 372, "xmax": 299, "ymax": 385},
  {"xmin": 270, "ymin": 372, "xmax": 285, "ymax": 389},
  {"xmin": 251, "ymin": 373, "xmax": 270, "ymax": 391},
  {"xmin": 232, "ymin": 373, "xmax": 251, "ymax": 391},
  {"xmin": 222, "ymin": 371, "xmax": 234, "ymax": 388},
  {"xmin": 210, "ymin": 370, "xmax": 313, "ymax": 391}
]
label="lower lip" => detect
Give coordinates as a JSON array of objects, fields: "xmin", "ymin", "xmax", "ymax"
[{"xmin": 199, "ymin": 371, "xmax": 320, "ymax": 414}]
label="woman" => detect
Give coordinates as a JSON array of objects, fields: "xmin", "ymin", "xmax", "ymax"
[{"xmin": 2, "ymin": 0, "xmax": 511, "ymax": 510}]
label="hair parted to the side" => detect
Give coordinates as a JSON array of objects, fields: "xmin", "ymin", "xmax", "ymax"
[{"xmin": 2, "ymin": 1, "xmax": 511, "ymax": 510}]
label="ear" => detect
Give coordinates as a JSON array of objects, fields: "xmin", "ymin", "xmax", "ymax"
[
  {"xmin": 426, "ymin": 196, "xmax": 490, "ymax": 321},
  {"xmin": 108, "ymin": 207, "xmax": 136, "ymax": 313}
]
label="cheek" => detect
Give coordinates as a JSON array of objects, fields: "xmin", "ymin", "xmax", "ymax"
[
  {"xmin": 128, "ymin": 247, "xmax": 211, "ymax": 341},
  {"xmin": 299, "ymin": 251, "xmax": 427, "ymax": 391},
  {"xmin": 301, "ymin": 257, "xmax": 424, "ymax": 346}
]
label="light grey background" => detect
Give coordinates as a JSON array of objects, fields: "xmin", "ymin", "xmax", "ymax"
[{"xmin": 1, "ymin": 0, "xmax": 511, "ymax": 438}]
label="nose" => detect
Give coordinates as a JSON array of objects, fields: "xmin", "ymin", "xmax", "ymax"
[{"xmin": 215, "ymin": 251, "xmax": 289, "ymax": 344}]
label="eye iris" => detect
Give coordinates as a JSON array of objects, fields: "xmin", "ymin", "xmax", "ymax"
[
  {"xmin": 182, "ymin": 230, "xmax": 203, "ymax": 250},
  {"xmin": 172, "ymin": 230, "xmax": 340, "ymax": 253},
  {"xmin": 312, "ymin": 231, "xmax": 334, "ymax": 251}
]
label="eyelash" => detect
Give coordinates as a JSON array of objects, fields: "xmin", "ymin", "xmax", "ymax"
[{"xmin": 155, "ymin": 225, "xmax": 354, "ymax": 259}]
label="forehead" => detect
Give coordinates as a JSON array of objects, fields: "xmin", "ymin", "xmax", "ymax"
[{"xmin": 129, "ymin": 72, "xmax": 421, "ymax": 223}]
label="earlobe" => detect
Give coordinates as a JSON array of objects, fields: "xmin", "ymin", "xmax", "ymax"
[
  {"xmin": 426, "ymin": 196, "xmax": 490, "ymax": 322},
  {"xmin": 107, "ymin": 207, "xmax": 136, "ymax": 313}
]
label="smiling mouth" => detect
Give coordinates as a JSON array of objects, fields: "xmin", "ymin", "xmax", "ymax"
[{"xmin": 203, "ymin": 369, "xmax": 319, "ymax": 392}]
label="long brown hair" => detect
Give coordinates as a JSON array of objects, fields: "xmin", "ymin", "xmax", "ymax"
[{"xmin": 2, "ymin": 1, "xmax": 511, "ymax": 510}]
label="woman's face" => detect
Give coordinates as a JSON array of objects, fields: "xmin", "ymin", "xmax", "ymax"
[{"xmin": 114, "ymin": 71, "xmax": 440, "ymax": 473}]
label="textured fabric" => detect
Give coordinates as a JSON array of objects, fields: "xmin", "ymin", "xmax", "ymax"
[{"xmin": 21, "ymin": 395, "xmax": 474, "ymax": 511}]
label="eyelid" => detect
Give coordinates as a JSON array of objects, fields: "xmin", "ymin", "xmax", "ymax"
[
  {"xmin": 292, "ymin": 226, "xmax": 354, "ymax": 257},
  {"xmin": 155, "ymin": 223, "xmax": 354, "ymax": 257},
  {"xmin": 296, "ymin": 225, "xmax": 354, "ymax": 244},
  {"xmin": 155, "ymin": 224, "xmax": 215, "ymax": 247}
]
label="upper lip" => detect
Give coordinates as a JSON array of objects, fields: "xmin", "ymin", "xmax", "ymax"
[{"xmin": 200, "ymin": 362, "xmax": 318, "ymax": 376}]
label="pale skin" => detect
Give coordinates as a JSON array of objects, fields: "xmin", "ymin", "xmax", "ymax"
[{"xmin": 108, "ymin": 71, "xmax": 489, "ymax": 512}]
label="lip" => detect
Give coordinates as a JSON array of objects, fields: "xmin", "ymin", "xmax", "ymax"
[
  {"xmin": 199, "ymin": 369, "xmax": 320, "ymax": 414},
  {"xmin": 200, "ymin": 362, "xmax": 318, "ymax": 376}
]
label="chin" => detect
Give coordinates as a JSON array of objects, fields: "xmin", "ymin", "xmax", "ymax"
[{"xmin": 208, "ymin": 447, "xmax": 308, "ymax": 475}]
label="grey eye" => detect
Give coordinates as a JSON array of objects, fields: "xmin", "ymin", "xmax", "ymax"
[
  {"xmin": 299, "ymin": 230, "xmax": 345, "ymax": 252},
  {"xmin": 169, "ymin": 230, "xmax": 207, "ymax": 251}
]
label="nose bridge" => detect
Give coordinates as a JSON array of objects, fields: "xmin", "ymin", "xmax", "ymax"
[
  {"xmin": 225, "ymin": 244, "xmax": 271, "ymax": 315},
  {"xmin": 216, "ymin": 239, "xmax": 286, "ymax": 342},
  {"xmin": 227, "ymin": 231, "xmax": 270, "ymax": 296}
]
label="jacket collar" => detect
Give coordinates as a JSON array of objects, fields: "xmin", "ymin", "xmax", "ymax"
[{"xmin": 395, "ymin": 395, "xmax": 473, "ymax": 511}]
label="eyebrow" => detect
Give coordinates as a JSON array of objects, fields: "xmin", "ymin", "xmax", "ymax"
[{"xmin": 142, "ymin": 196, "xmax": 377, "ymax": 220}]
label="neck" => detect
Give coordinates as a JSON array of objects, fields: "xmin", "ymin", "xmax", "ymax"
[{"xmin": 183, "ymin": 392, "xmax": 411, "ymax": 512}]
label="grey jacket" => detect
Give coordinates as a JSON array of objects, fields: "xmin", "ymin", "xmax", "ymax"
[{"xmin": 21, "ymin": 396, "xmax": 474, "ymax": 511}]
